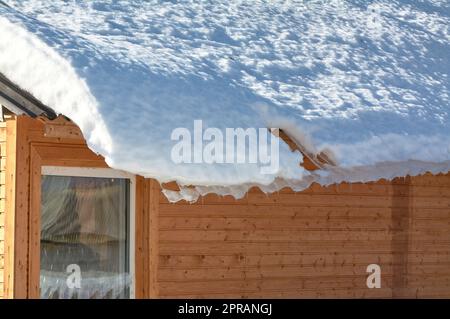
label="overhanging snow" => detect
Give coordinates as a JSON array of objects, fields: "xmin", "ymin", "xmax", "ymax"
[{"xmin": 0, "ymin": 1, "xmax": 449, "ymax": 202}]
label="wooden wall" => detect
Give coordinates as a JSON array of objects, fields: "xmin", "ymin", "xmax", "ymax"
[
  {"xmin": 0, "ymin": 122, "xmax": 5, "ymax": 298},
  {"xmin": 3, "ymin": 115, "xmax": 110, "ymax": 298},
  {"xmin": 3, "ymin": 115, "xmax": 450, "ymax": 298},
  {"xmin": 155, "ymin": 173, "xmax": 450, "ymax": 298}
]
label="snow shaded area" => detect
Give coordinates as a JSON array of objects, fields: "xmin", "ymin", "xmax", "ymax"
[{"xmin": 1, "ymin": 0, "xmax": 450, "ymax": 201}]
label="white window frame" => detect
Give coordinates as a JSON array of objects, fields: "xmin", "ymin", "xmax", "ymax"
[{"xmin": 41, "ymin": 165, "xmax": 136, "ymax": 299}]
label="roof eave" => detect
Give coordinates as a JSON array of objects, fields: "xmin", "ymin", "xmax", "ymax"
[{"xmin": 0, "ymin": 72, "xmax": 57, "ymax": 119}]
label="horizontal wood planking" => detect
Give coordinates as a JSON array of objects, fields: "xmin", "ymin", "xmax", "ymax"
[
  {"xmin": 160, "ymin": 218, "xmax": 450, "ymax": 230},
  {"xmin": 160, "ymin": 193, "xmax": 450, "ymax": 209},
  {"xmin": 159, "ymin": 253, "xmax": 450, "ymax": 269},
  {"xmin": 160, "ymin": 241, "xmax": 450, "ymax": 255},
  {"xmin": 244, "ymin": 194, "xmax": 448, "ymax": 208},
  {"xmin": 159, "ymin": 229, "xmax": 450, "ymax": 242},
  {"xmin": 159, "ymin": 177, "xmax": 450, "ymax": 204},
  {"xmin": 158, "ymin": 276, "xmax": 395, "ymax": 296},
  {"xmin": 156, "ymin": 280, "xmax": 399, "ymax": 299},
  {"xmin": 0, "ymin": 126, "xmax": 5, "ymax": 299},
  {"xmin": 157, "ymin": 172, "xmax": 450, "ymax": 298},
  {"xmin": 3, "ymin": 114, "xmax": 449, "ymax": 298},
  {"xmin": 43, "ymin": 119, "xmax": 84, "ymax": 140},
  {"xmin": 159, "ymin": 288, "xmax": 393, "ymax": 299},
  {"xmin": 159, "ymin": 263, "xmax": 450, "ymax": 281},
  {"xmin": 160, "ymin": 217, "xmax": 396, "ymax": 230},
  {"xmin": 160, "ymin": 205, "xmax": 450, "ymax": 220},
  {"xmin": 159, "ymin": 285, "xmax": 450, "ymax": 299},
  {"xmin": 158, "ymin": 264, "xmax": 396, "ymax": 282},
  {"xmin": 273, "ymin": 184, "xmax": 450, "ymax": 199}
]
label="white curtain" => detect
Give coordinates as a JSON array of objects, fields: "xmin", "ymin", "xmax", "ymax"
[{"xmin": 40, "ymin": 175, "xmax": 130, "ymax": 299}]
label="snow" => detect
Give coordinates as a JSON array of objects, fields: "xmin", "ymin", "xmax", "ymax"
[{"xmin": 0, "ymin": 0, "xmax": 450, "ymax": 202}]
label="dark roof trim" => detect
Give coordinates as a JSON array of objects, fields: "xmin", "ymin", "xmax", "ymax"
[
  {"xmin": 0, "ymin": 72, "xmax": 57, "ymax": 119},
  {"xmin": 0, "ymin": 1, "xmax": 10, "ymax": 8}
]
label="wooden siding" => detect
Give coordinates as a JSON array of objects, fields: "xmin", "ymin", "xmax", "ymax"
[
  {"xmin": 4, "ymin": 116, "xmax": 110, "ymax": 298},
  {"xmin": 4, "ymin": 115, "xmax": 152, "ymax": 298},
  {"xmin": 0, "ymin": 122, "xmax": 6, "ymax": 299},
  {"xmin": 4, "ymin": 115, "xmax": 450, "ymax": 298},
  {"xmin": 0, "ymin": 121, "xmax": 6, "ymax": 298},
  {"xmin": 157, "ymin": 174, "xmax": 450, "ymax": 298}
]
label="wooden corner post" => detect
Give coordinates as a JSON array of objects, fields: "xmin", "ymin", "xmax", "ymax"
[{"xmin": 5, "ymin": 116, "xmax": 33, "ymax": 298}]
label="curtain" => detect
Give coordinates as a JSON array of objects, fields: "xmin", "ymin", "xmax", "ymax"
[{"xmin": 40, "ymin": 175, "xmax": 130, "ymax": 299}]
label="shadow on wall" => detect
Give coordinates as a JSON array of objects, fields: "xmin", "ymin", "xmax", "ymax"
[{"xmin": 391, "ymin": 176, "xmax": 411, "ymax": 298}]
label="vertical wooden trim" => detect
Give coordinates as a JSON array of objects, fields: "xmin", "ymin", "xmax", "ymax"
[
  {"xmin": 148, "ymin": 179, "xmax": 159, "ymax": 298},
  {"xmin": 15, "ymin": 117, "xmax": 36, "ymax": 299},
  {"xmin": 4, "ymin": 115, "xmax": 135, "ymax": 299},
  {"xmin": 134, "ymin": 176, "xmax": 143, "ymax": 298},
  {"xmin": 4, "ymin": 117, "xmax": 17, "ymax": 299},
  {"xmin": 134, "ymin": 176, "xmax": 148, "ymax": 298},
  {"xmin": 142, "ymin": 179, "xmax": 150, "ymax": 298},
  {"xmin": 5, "ymin": 116, "xmax": 31, "ymax": 299},
  {"xmin": 0, "ymin": 123, "xmax": 6, "ymax": 299},
  {"xmin": 391, "ymin": 176, "xmax": 412, "ymax": 298},
  {"xmin": 27, "ymin": 146, "xmax": 42, "ymax": 298}
]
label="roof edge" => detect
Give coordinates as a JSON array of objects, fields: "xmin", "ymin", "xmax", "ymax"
[{"xmin": 0, "ymin": 72, "xmax": 57, "ymax": 119}]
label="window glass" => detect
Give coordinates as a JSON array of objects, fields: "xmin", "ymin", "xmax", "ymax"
[{"xmin": 40, "ymin": 175, "xmax": 130, "ymax": 299}]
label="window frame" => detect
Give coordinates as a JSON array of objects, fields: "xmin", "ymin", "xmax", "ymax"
[{"xmin": 40, "ymin": 165, "xmax": 136, "ymax": 299}]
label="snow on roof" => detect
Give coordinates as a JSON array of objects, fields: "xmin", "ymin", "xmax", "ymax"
[{"xmin": 0, "ymin": 1, "xmax": 449, "ymax": 201}]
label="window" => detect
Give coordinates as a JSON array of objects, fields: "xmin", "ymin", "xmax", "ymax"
[{"xmin": 40, "ymin": 167, "xmax": 135, "ymax": 299}]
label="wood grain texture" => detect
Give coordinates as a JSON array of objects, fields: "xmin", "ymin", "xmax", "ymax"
[
  {"xmin": 134, "ymin": 176, "xmax": 146, "ymax": 298},
  {"xmin": 157, "ymin": 174, "xmax": 450, "ymax": 299},
  {"xmin": 5, "ymin": 116, "xmax": 108, "ymax": 298},
  {"xmin": 148, "ymin": 179, "xmax": 160, "ymax": 298},
  {"xmin": 4, "ymin": 115, "xmax": 450, "ymax": 299},
  {"xmin": 0, "ymin": 122, "xmax": 4, "ymax": 299}
]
